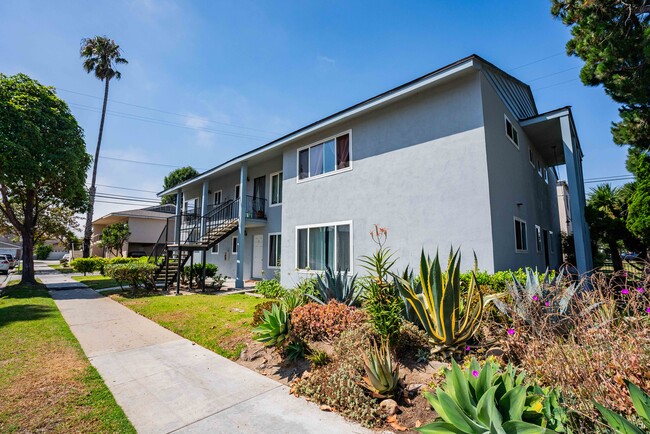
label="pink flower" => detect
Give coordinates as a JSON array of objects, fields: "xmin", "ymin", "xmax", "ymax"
[
  {"xmin": 637, "ymin": 287, "xmax": 645, "ymax": 293},
  {"xmin": 621, "ymin": 288, "xmax": 630, "ymax": 295},
  {"xmin": 623, "ymin": 272, "xmax": 628, "ymax": 277},
  {"xmin": 545, "ymin": 301, "xmax": 550, "ymax": 307},
  {"xmin": 471, "ymin": 370, "xmax": 479, "ymax": 378},
  {"xmin": 532, "ymin": 295, "xmax": 539, "ymax": 301},
  {"xmin": 507, "ymin": 328, "xmax": 515, "ymax": 335},
  {"xmin": 466, "ymin": 346, "xmax": 471, "ymax": 352},
  {"xmin": 646, "ymin": 307, "xmax": 650, "ymax": 314}
]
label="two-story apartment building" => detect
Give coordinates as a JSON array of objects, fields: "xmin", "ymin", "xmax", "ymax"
[{"xmin": 157, "ymin": 55, "xmax": 592, "ymax": 289}]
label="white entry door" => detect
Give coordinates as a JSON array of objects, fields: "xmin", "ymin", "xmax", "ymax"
[{"xmin": 252, "ymin": 235, "xmax": 264, "ymax": 279}]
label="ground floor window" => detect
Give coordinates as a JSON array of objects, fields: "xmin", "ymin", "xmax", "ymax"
[
  {"xmin": 296, "ymin": 222, "xmax": 351, "ymax": 271},
  {"xmin": 212, "ymin": 243, "xmax": 219, "ymax": 254},
  {"xmin": 549, "ymin": 231, "xmax": 555, "ymax": 253},
  {"xmin": 232, "ymin": 236, "xmax": 238, "ymax": 254},
  {"xmin": 535, "ymin": 225, "xmax": 542, "ymax": 253},
  {"xmin": 514, "ymin": 217, "xmax": 527, "ymax": 252},
  {"xmin": 268, "ymin": 233, "xmax": 281, "ymax": 267}
]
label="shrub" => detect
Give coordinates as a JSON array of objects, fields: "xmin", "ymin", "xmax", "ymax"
[
  {"xmin": 290, "ymin": 300, "xmax": 366, "ymax": 342},
  {"xmin": 181, "ymin": 263, "xmax": 219, "ymax": 287},
  {"xmin": 294, "ymin": 276, "xmax": 320, "ymax": 299},
  {"xmin": 252, "ymin": 301, "xmax": 278, "ymax": 327},
  {"xmin": 252, "ymin": 303, "xmax": 289, "ymax": 347},
  {"xmin": 70, "ymin": 257, "xmax": 105, "ymax": 275},
  {"xmin": 305, "ymin": 349, "xmax": 331, "ymax": 367},
  {"xmin": 35, "ymin": 244, "xmax": 53, "ymax": 260},
  {"xmin": 362, "ymin": 279, "xmax": 403, "ymax": 343},
  {"xmin": 255, "ymin": 279, "xmax": 287, "ymax": 298},
  {"xmin": 104, "ymin": 262, "xmax": 157, "ymax": 291},
  {"xmin": 285, "ymin": 340, "xmax": 307, "ymax": 361},
  {"xmin": 311, "ymin": 266, "xmax": 361, "ymax": 306}
]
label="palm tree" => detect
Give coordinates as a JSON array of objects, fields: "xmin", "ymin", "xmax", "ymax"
[
  {"xmin": 587, "ymin": 184, "xmax": 626, "ymax": 271},
  {"xmin": 80, "ymin": 36, "xmax": 128, "ymax": 257}
]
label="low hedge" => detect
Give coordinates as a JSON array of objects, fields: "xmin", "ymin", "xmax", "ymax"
[
  {"xmin": 70, "ymin": 257, "xmax": 106, "ymax": 275},
  {"xmin": 255, "ymin": 279, "xmax": 287, "ymax": 298},
  {"xmin": 104, "ymin": 262, "xmax": 157, "ymax": 292}
]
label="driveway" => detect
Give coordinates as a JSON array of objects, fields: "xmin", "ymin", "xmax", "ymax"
[{"xmin": 41, "ymin": 263, "xmax": 370, "ymax": 434}]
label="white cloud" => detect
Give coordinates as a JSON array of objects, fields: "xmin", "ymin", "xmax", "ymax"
[{"xmin": 317, "ymin": 55, "xmax": 336, "ymax": 69}]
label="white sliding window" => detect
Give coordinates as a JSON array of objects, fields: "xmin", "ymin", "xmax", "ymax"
[
  {"xmin": 298, "ymin": 131, "xmax": 351, "ymax": 181},
  {"xmin": 296, "ymin": 222, "xmax": 352, "ymax": 272}
]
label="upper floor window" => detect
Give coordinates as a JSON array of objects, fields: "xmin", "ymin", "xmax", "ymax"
[
  {"xmin": 214, "ymin": 190, "xmax": 222, "ymax": 205},
  {"xmin": 505, "ymin": 115, "xmax": 519, "ymax": 148},
  {"xmin": 271, "ymin": 171, "xmax": 283, "ymax": 205},
  {"xmin": 184, "ymin": 198, "xmax": 198, "ymax": 215},
  {"xmin": 543, "ymin": 167, "xmax": 549, "ymax": 183},
  {"xmin": 298, "ymin": 131, "xmax": 350, "ymax": 181},
  {"xmin": 529, "ymin": 149, "xmax": 535, "ymax": 167},
  {"xmin": 235, "ymin": 184, "xmax": 240, "ymax": 200}
]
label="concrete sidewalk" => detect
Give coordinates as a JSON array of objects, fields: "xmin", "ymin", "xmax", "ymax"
[{"xmin": 39, "ymin": 263, "xmax": 369, "ymax": 434}]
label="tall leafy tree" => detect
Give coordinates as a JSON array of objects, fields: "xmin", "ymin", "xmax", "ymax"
[
  {"xmin": 0, "ymin": 73, "xmax": 90, "ymax": 284},
  {"xmin": 551, "ymin": 1, "xmax": 650, "ymax": 151},
  {"xmin": 80, "ymin": 36, "xmax": 128, "ymax": 258},
  {"xmin": 161, "ymin": 166, "xmax": 199, "ymax": 205},
  {"xmin": 99, "ymin": 222, "xmax": 130, "ymax": 257},
  {"xmin": 627, "ymin": 153, "xmax": 650, "ymax": 248}
]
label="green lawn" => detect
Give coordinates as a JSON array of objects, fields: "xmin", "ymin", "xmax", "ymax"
[
  {"xmin": 48, "ymin": 263, "xmax": 75, "ymax": 273},
  {"xmin": 111, "ymin": 292, "xmax": 266, "ymax": 359},
  {"xmin": 0, "ymin": 284, "xmax": 134, "ymax": 433},
  {"xmin": 72, "ymin": 275, "xmax": 120, "ymax": 290}
]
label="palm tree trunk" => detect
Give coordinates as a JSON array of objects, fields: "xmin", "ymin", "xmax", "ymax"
[
  {"xmin": 82, "ymin": 78, "xmax": 111, "ymax": 257},
  {"xmin": 608, "ymin": 238, "xmax": 624, "ymax": 272}
]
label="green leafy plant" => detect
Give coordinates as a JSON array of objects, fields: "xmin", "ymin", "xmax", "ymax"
[
  {"xmin": 280, "ymin": 289, "xmax": 308, "ymax": 312},
  {"xmin": 594, "ymin": 380, "xmax": 650, "ymax": 434},
  {"xmin": 305, "ymin": 349, "xmax": 331, "ymax": 367},
  {"xmin": 294, "ymin": 276, "xmax": 321, "ymax": 299},
  {"xmin": 35, "ymin": 244, "xmax": 53, "ymax": 260},
  {"xmin": 394, "ymin": 248, "xmax": 484, "ymax": 356},
  {"xmin": 361, "ymin": 340, "xmax": 399, "ymax": 399},
  {"xmin": 252, "ymin": 303, "xmax": 289, "ymax": 347},
  {"xmin": 418, "ymin": 358, "xmax": 567, "ymax": 433},
  {"xmin": 255, "ymin": 279, "xmax": 288, "ymax": 298},
  {"xmin": 310, "ymin": 266, "xmax": 361, "ymax": 306},
  {"xmin": 70, "ymin": 257, "xmax": 106, "ymax": 275},
  {"xmin": 104, "ymin": 262, "xmax": 157, "ymax": 293},
  {"xmin": 252, "ymin": 301, "xmax": 278, "ymax": 327},
  {"xmin": 99, "ymin": 222, "xmax": 130, "ymax": 257},
  {"xmin": 181, "ymin": 263, "xmax": 219, "ymax": 287},
  {"xmin": 285, "ymin": 340, "xmax": 307, "ymax": 361}
]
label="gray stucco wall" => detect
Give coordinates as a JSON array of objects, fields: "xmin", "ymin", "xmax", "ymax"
[
  {"xmin": 279, "ymin": 72, "xmax": 496, "ymax": 286},
  {"xmin": 480, "ymin": 74, "xmax": 562, "ymax": 271}
]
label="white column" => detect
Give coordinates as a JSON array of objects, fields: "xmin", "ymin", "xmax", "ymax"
[
  {"xmin": 236, "ymin": 162, "xmax": 247, "ymax": 288},
  {"xmin": 200, "ymin": 180, "xmax": 209, "ymax": 266},
  {"xmin": 560, "ymin": 116, "xmax": 593, "ymax": 273},
  {"xmin": 174, "ymin": 191, "xmax": 182, "ymax": 245}
]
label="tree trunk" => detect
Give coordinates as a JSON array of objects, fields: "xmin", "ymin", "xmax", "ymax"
[
  {"xmin": 608, "ymin": 239, "xmax": 624, "ymax": 272},
  {"xmin": 82, "ymin": 78, "xmax": 111, "ymax": 258},
  {"xmin": 20, "ymin": 229, "xmax": 37, "ymax": 285}
]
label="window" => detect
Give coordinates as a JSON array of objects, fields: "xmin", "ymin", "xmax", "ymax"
[
  {"xmin": 549, "ymin": 231, "xmax": 555, "ymax": 253},
  {"xmin": 535, "ymin": 225, "xmax": 542, "ymax": 253},
  {"xmin": 298, "ymin": 132, "xmax": 351, "ymax": 181},
  {"xmin": 514, "ymin": 218, "xmax": 527, "ymax": 252},
  {"xmin": 184, "ymin": 198, "xmax": 198, "ymax": 215},
  {"xmin": 536, "ymin": 159, "xmax": 542, "ymax": 177},
  {"xmin": 543, "ymin": 168, "xmax": 548, "ymax": 183},
  {"xmin": 270, "ymin": 172, "xmax": 282, "ymax": 205},
  {"xmin": 268, "ymin": 233, "xmax": 281, "ymax": 267},
  {"xmin": 232, "ymin": 236, "xmax": 238, "ymax": 254},
  {"xmin": 212, "ymin": 243, "xmax": 219, "ymax": 254},
  {"xmin": 214, "ymin": 190, "xmax": 222, "ymax": 205},
  {"xmin": 505, "ymin": 115, "xmax": 519, "ymax": 148},
  {"xmin": 529, "ymin": 149, "xmax": 535, "ymax": 167},
  {"xmin": 235, "ymin": 184, "xmax": 240, "ymax": 200},
  {"xmin": 296, "ymin": 222, "xmax": 351, "ymax": 271}
]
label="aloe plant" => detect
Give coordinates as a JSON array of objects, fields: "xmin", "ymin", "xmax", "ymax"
[
  {"xmin": 418, "ymin": 358, "xmax": 565, "ymax": 434},
  {"xmin": 309, "ymin": 266, "xmax": 361, "ymax": 306},
  {"xmin": 594, "ymin": 380, "xmax": 650, "ymax": 433},
  {"xmin": 361, "ymin": 340, "xmax": 400, "ymax": 398},
  {"xmin": 394, "ymin": 248, "xmax": 483, "ymax": 355},
  {"xmin": 252, "ymin": 304, "xmax": 289, "ymax": 347}
]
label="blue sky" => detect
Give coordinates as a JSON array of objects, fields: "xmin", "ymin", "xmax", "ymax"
[{"xmin": 0, "ymin": 0, "xmax": 629, "ymax": 219}]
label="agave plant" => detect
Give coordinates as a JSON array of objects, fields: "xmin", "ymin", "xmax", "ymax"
[
  {"xmin": 417, "ymin": 358, "xmax": 567, "ymax": 434},
  {"xmin": 594, "ymin": 380, "xmax": 650, "ymax": 434},
  {"xmin": 361, "ymin": 340, "xmax": 400, "ymax": 399},
  {"xmin": 394, "ymin": 248, "xmax": 484, "ymax": 355},
  {"xmin": 252, "ymin": 304, "xmax": 289, "ymax": 347},
  {"xmin": 309, "ymin": 266, "xmax": 361, "ymax": 306}
]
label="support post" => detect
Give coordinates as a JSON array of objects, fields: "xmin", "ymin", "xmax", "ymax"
[
  {"xmin": 175, "ymin": 191, "xmax": 182, "ymax": 295},
  {"xmin": 200, "ymin": 180, "xmax": 209, "ymax": 291},
  {"xmin": 201, "ymin": 253, "xmax": 206, "ymax": 293},
  {"xmin": 236, "ymin": 162, "xmax": 248, "ymax": 288},
  {"xmin": 560, "ymin": 115, "xmax": 593, "ymax": 274},
  {"xmin": 189, "ymin": 253, "xmax": 194, "ymax": 291}
]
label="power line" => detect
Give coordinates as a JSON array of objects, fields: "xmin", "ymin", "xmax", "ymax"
[
  {"xmin": 95, "ymin": 199, "xmax": 160, "ymax": 207},
  {"xmin": 68, "ymin": 102, "xmax": 273, "ymax": 141},
  {"xmin": 533, "ymin": 78, "xmax": 581, "ymax": 91},
  {"xmin": 57, "ymin": 87, "xmax": 283, "ymax": 135},
  {"xmin": 507, "ymin": 51, "xmax": 566, "ymax": 72},
  {"xmin": 99, "ymin": 155, "xmax": 208, "ymax": 171},
  {"xmin": 96, "ymin": 184, "xmax": 160, "ymax": 194},
  {"xmin": 526, "ymin": 66, "xmax": 580, "ymax": 83},
  {"xmin": 95, "ymin": 193, "xmax": 159, "ymax": 203}
]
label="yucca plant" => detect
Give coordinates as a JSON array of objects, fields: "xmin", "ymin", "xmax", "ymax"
[
  {"xmin": 394, "ymin": 248, "xmax": 484, "ymax": 356},
  {"xmin": 594, "ymin": 380, "xmax": 650, "ymax": 433},
  {"xmin": 309, "ymin": 266, "xmax": 361, "ymax": 306},
  {"xmin": 361, "ymin": 340, "xmax": 400, "ymax": 399},
  {"xmin": 418, "ymin": 358, "xmax": 566, "ymax": 434},
  {"xmin": 252, "ymin": 304, "xmax": 289, "ymax": 347},
  {"xmin": 305, "ymin": 349, "xmax": 331, "ymax": 367}
]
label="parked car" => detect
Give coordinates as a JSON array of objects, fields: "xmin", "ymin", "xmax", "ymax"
[
  {"xmin": 0, "ymin": 255, "xmax": 10, "ymax": 275},
  {"xmin": 622, "ymin": 252, "xmax": 641, "ymax": 261},
  {"xmin": 2, "ymin": 253, "xmax": 16, "ymax": 269}
]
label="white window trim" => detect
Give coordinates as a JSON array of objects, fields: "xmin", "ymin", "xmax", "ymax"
[
  {"xmin": 296, "ymin": 129, "xmax": 353, "ymax": 184},
  {"xmin": 504, "ymin": 114, "xmax": 519, "ymax": 149},
  {"xmin": 514, "ymin": 216, "xmax": 528, "ymax": 253},
  {"xmin": 543, "ymin": 168, "xmax": 549, "ymax": 184},
  {"xmin": 529, "ymin": 148, "xmax": 535, "ymax": 168},
  {"xmin": 295, "ymin": 220, "xmax": 353, "ymax": 273},
  {"xmin": 269, "ymin": 171, "xmax": 283, "ymax": 207},
  {"xmin": 535, "ymin": 225, "xmax": 542, "ymax": 253},
  {"xmin": 267, "ymin": 232, "xmax": 281, "ymax": 268},
  {"xmin": 232, "ymin": 236, "xmax": 238, "ymax": 254},
  {"xmin": 214, "ymin": 190, "xmax": 222, "ymax": 205},
  {"xmin": 211, "ymin": 243, "xmax": 219, "ymax": 254},
  {"xmin": 184, "ymin": 197, "xmax": 199, "ymax": 214}
]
